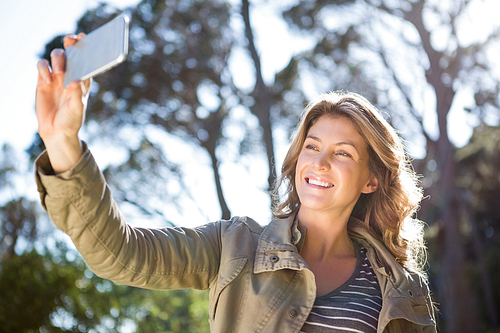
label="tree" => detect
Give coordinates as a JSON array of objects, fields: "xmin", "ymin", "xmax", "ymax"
[
  {"xmin": 1, "ymin": 142, "xmax": 209, "ymax": 332},
  {"xmin": 64, "ymin": 0, "xmax": 307, "ymax": 221},
  {"xmin": 72, "ymin": 1, "xmax": 239, "ymax": 220},
  {"xmin": 0, "ymin": 244, "xmax": 209, "ymax": 332},
  {"xmin": 0, "ymin": 144, "xmax": 39, "ymax": 258},
  {"xmin": 456, "ymin": 124, "xmax": 500, "ymax": 331}
]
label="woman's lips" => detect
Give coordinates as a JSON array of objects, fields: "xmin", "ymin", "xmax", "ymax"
[{"xmin": 305, "ymin": 177, "xmax": 334, "ymax": 188}]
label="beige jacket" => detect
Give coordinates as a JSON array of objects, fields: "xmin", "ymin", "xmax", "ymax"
[{"xmin": 36, "ymin": 144, "xmax": 436, "ymax": 332}]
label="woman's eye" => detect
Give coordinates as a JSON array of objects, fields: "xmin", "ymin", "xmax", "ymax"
[
  {"xmin": 337, "ymin": 151, "xmax": 352, "ymax": 158},
  {"xmin": 305, "ymin": 144, "xmax": 318, "ymax": 151}
]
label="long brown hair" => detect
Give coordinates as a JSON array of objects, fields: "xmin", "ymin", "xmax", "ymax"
[{"xmin": 273, "ymin": 91, "xmax": 426, "ymax": 273}]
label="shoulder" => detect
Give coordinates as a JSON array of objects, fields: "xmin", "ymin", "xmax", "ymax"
[{"xmin": 219, "ymin": 216, "xmax": 265, "ymax": 237}]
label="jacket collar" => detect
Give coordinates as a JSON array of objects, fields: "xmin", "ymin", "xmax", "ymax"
[
  {"xmin": 347, "ymin": 217, "xmax": 416, "ymax": 284},
  {"xmin": 254, "ymin": 215, "xmax": 427, "ymax": 295},
  {"xmin": 253, "ymin": 214, "xmax": 309, "ymax": 274}
]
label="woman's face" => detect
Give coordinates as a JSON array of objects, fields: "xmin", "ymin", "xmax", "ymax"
[{"xmin": 295, "ymin": 115, "xmax": 378, "ymax": 217}]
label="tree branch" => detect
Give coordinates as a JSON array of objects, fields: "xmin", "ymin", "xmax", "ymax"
[{"xmin": 241, "ymin": 0, "xmax": 265, "ymax": 87}]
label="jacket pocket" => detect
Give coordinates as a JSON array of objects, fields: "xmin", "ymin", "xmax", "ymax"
[{"xmin": 209, "ymin": 257, "xmax": 248, "ymax": 322}]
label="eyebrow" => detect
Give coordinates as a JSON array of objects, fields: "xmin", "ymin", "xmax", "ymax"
[{"xmin": 306, "ymin": 134, "xmax": 360, "ymax": 152}]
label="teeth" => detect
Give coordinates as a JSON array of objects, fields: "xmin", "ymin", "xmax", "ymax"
[{"xmin": 307, "ymin": 178, "xmax": 333, "ymax": 188}]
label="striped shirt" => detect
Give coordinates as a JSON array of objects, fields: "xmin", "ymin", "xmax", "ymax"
[{"xmin": 300, "ymin": 244, "xmax": 382, "ymax": 332}]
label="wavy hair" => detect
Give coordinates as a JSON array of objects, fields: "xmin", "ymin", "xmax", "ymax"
[{"xmin": 273, "ymin": 91, "xmax": 426, "ymax": 274}]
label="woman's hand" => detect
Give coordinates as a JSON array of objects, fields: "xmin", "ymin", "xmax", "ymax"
[{"xmin": 35, "ymin": 34, "xmax": 92, "ymax": 173}]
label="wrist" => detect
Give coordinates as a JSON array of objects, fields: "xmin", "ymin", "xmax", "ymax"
[{"xmin": 42, "ymin": 134, "xmax": 83, "ymax": 174}]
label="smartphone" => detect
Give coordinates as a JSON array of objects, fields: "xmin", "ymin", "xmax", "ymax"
[{"xmin": 64, "ymin": 14, "xmax": 129, "ymax": 87}]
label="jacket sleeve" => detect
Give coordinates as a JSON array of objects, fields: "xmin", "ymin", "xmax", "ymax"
[{"xmin": 35, "ymin": 142, "xmax": 221, "ymax": 290}]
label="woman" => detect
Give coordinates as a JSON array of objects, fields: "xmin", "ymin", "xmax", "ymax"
[{"xmin": 35, "ymin": 35, "xmax": 436, "ymax": 332}]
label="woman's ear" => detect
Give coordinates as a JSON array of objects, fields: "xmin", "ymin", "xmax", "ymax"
[{"xmin": 362, "ymin": 175, "xmax": 378, "ymax": 194}]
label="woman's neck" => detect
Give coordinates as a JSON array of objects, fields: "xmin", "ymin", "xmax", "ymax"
[{"xmin": 297, "ymin": 208, "xmax": 355, "ymax": 262}]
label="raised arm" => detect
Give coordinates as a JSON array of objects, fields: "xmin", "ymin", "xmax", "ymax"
[{"xmin": 35, "ymin": 35, "xmax": 222, "ymax": 291}]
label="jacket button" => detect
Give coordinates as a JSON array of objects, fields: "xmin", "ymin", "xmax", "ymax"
[
  {"xmin": 289, "ymin": 309, "xmax": 298, "ymax": 318},
  {"xmin": 270, "ymin": 255, "xmax": 279, "ymax": 263}
]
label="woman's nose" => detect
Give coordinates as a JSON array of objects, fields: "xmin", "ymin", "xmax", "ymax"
[{"xmin": 312, "ymin": 153, "xmax": 330, "ymax": 171}]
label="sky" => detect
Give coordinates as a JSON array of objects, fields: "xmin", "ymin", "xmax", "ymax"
[
  {"xmin": 0, "ymin": 0, "xmax": 312, "ymax": 228},
  {"xmin": 0, "ymin": 0, "xmax": 308, "ymax": 153},
  {"xmin": 3, "ymin": 0, "xmax": 499, "ymax": 149},
  {"xmin": 2, "ymin": 0, "xmax": 499, "ymax": 154},
  {"xmin": 1, "ymin": 0, "xmax": 500, "ymax": 227},
  {"xmin": 0, "ymin": 0, "xmax": 142, "ymax": 151}
]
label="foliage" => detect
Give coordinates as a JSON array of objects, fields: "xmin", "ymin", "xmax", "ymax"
[
  {"xmin": 0, "ymin": 245, "xmax": 209, "ymax": 332},
  {"xmin": 0, "ymin": 249, "xmax": 66, "ymax": 332},
  {"xmin": 0, "ymin": 143, "xmax": 39, "ymax": 257},
  {"xmin": 457, "ymin": 124, "xmax": 500, "ymax": 224},
  {"xmin": 65, "ymin": 0, "xmax": 308, "ymax": 218},
  {"xmin": 457, "ymin": 125, "xmax": 500, "ymax": 330},
  {"xmin": 73, "ymin": 1, "xmax": 240, "ymax": 220},
  {"xmin": 0, "ymin": 143, "xmax": 209, "ymax": 332}
]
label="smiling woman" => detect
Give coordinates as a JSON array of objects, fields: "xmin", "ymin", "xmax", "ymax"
[
  {"xmin": 272, "ymin": 91, "xmax": 435, "ymax": 331},
  {"xmin": 274, "ymin": 91, "xmax": 425, "ymax": 273},
  {"xmin": 34, "ymin": 40, "xmax": 435, "ymax": 332}
]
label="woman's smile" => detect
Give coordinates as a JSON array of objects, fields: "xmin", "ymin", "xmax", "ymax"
[{"xmin": 305, "ymin": 175, "xmax": 334, "ymax": 188}]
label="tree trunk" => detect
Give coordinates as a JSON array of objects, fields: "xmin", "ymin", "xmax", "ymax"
[
  {"xmin": 404, "ymin": 1, "xmax": 480, "ymax": 330},
  {"xmin": 253, "ymin": 89, "xmax": 277, "ymax": 192},
  {"xmin": 241, "ymin": 0, "xmax": 278, "ymax": 200},
  {"xmin": 206, "ymin": 144, "xmax": 231, "ymax": 220},
  {"xmin": 468, "ymin": 210, "xmax": 499, "ymax": 329}
]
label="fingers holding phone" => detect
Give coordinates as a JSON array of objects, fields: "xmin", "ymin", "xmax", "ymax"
[
  {"xmin": 36, "ymin": 35, "xmax": 87, "ymax": 136},
  {"xmin": 36, "ymin": 33, "xmax": 84, "ymax": 88},
  {"xmin": 35, "ymin": 34, "xmax": 89, "ymax": 173},
  {"xmin": 50, "ymin": 48, "xmax": 66, "ymax": 74},
  {"xmin": 35, "ymin": 48, "xmax": 64, "ymax": 88},
  {"xmin": 35, "ymin": 15, "xmax": 129, "ymax": 173},
  {"xmin": 63, "ymin": 33, "xmax": 85, "ymax": 48},
  {"xmin": 63, "ymin": 34, "xmax": 93, "ymax": 102}
]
